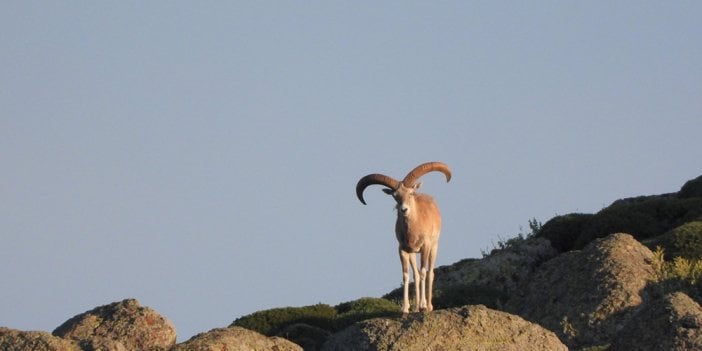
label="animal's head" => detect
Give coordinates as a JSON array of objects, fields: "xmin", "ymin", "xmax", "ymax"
[
  {"xmin": 382, "ymin": 182, "xmax": 421, "ymax": 217},
  {"xmin": 356, "ymin": 162, "xmax": 451, "ymax": 215}
]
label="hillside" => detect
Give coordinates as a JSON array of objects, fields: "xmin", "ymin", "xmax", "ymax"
[{"xmin": 2, "ymin": 175, "xmax": 702, "ymax": 350}]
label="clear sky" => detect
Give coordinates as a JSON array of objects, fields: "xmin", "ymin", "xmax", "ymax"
[{"xmin": 2, "ymin": 1, "xmax": 701, "ymax": 341}]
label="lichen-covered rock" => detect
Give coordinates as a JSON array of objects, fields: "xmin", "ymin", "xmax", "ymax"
[
  {"xmin": 0, "ymin": 327, "xmax": 80, "ymax": 351},
  {"xmin": 438, "ymin": 236, "xmax": 558, "ymax": 293},
  {"xmin": 79, "ymin": 337, "xmax": 128, "ymax": 351},
  {"xmin": 52, "ymin": 298, "xmax": 176, "ymax": 351},
  {"xmin": 321, "ymin": 305, "xmax": 567, "ymax": 351},
  {"xmin": 507, "ymin": 233, "xmax": 655, "ymax": 347},
  {"xmin": 611, "ymin": 292, "xmax": 702, "ymax": 350},
  {"xmin": 173, "ymin": 326, "xmax": 302, "ymax": 351},
  {"xmin": 386, "ymin": 237, "xmax": 558, "ymax": 310}
]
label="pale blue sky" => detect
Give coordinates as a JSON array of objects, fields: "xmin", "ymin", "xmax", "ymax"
[{"xmin": 2, "ymin": 2, "xmax": 701, "ymax": 341}]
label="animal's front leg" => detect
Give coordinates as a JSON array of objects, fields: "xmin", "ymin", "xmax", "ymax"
[
  {"xmin": 399, "ymin": 248, "xmax": 411, "ymax": 313},
  {"xmin": 408, "ymin": 252, "xmax": 420, "ymax": 312},
  {"xmin": 419, "ymin": 267, "xmax": 427, "ymax": 310}
]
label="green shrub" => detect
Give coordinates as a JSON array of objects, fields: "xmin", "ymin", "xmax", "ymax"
[
  {"xmin": 481, "ymin": 218, "xmax": 544, "ymax": 256},
  {"xmin": 432, "ymin": 284, "xmax": 508, "ymax": 310},
  {"xmin": 536, "ymin": 213, "xmax": 593, "ymax": 252},
  {"xmin": 574, "ymin": 196, "xmax": 702, "ymax": 249},
  {"xmin": 663, "ymin": 221, "xmax": 702, "ymax": 260},
  {"xmin": 231, "ymin": 298, "xmax": 399, "ymax": 337},
  {"xmin": 672, "ymin": 221, "xmax": 702, "ymax": 259},
  {"xmin": 384, "ymin": 283, "xmax": 507, "ymax": 311},
  {"xmin": 230, "ymin": 304, "xmax": 337, "ymax": 335},
  {"xmin": 679, "ymin": 175, "xmax": 702, "ymax": 199},
  {"xmin": 333, "ymin": 297, "xmax": 399, "ymax": 330},
  {"xmin": 276, "ymin": 323, "xmax": 331, "ymax": 351},
  {"xmin": 650, "ymin": 246, "xmax": 702, "ymax": 302}
]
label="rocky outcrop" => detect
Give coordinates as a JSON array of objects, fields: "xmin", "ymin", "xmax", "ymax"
[
  {"xmin": 2, "ymin": 175, "xmax": 701, "ymax": 350},
  {"xmin": 173, "ymin": 326, "xmax": 302, "ymax": 351},
  {"xmin": 436, "ymin": 237, "xmax": 558, "ymax": 296},
  {"xmin": 611, "ymin": 292, "xmax": 702, "ymax": 351},
  {"xmin": 0, "ymin": 328, "xmax": 80, "ymax": 351},
  {"xmin": 506, "ymin": 233, "xmax": 656, "ymax": 347},
  {"xmin": 52, "ymin": 298, "xmax": 176, "ymax": 351},
  {"xmin": 385, "ymin": 236, "xmax": 559, "ymax": 310},
  {"xmin": 321, "ymin": 305, "xmax": 566, "ymax": 351}
]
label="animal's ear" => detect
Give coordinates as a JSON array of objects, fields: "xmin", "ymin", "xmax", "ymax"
[
  {"xmin": 382, "ymin": 188, "xmax": 394, "ymax": 195},
  {"xmin": 413, "ymin": 182, "xmax": 422, "ymax": 190}
]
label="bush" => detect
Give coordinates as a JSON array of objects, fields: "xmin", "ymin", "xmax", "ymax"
[
  {"xmin": 333, "ymin": 297, "xmax": 399, "ymax": 330},
  {"xmin": 536, "ymin": 213, "xmax": 593, "ymax": 252},
  {"xmin": 231, "ymin": 298, "xmax": 399, "ymax": 337},
  {"xmin": 651, "ymin": 246, "xmax": 702, "ymax": 301},
  {"xmin": 574, "ymin": 196, "xmax": 702, "ymax": 249},
  {"xmin": 230, "ymin": 304, "xmax": 337, "ymax": 335},
  {"xmin": 671, "ymin": 221, "xmax": 702, "ymax": 259},
  {"xmin": 679, "ymin": 175, "xmax": 702, "ymax": 199},
  {"xmin": 660, "ymin": 221, "xmax": 702, "ymax": 260},
  {"xmin": 384, "ymin": 283, "xmax": 508, "ymax": 311},
  {"xmin": 431, "ymin": 284, "xmax": 508, "ymax": 310}
]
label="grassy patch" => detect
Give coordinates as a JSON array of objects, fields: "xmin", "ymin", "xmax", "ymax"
[{"xmin": 230, "ymin": 297, "xmax": 400, "ymax": 337}]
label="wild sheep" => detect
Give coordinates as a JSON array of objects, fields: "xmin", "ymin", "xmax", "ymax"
[{"xmin": 356, "ymin": 162, "xmax": 451, "ymax": 313}]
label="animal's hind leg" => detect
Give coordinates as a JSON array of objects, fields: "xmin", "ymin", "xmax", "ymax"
[{"xmin": 425, "ymin": 244, "xmax": 438, "ymax": 312}]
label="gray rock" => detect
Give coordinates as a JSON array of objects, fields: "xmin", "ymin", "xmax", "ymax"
[
  {"xmin": 611, "ymin": 292, "xmax": 702, "ymax": 351},
  {"xmin": 174, "ymin": 326, "xmax": 302, "ymax": 351},
  {"xmin": 0, "ymin": 327, "xmax": 80, "ymax": 351},
  {"xmin": 506, "ymin": 233, "xmax": 655, "ymax": 347},
  {"xmin": 436, "ymin": 237, "xmax": 558, "ymax": 295},
  {"xmin": 321, "ymin": 305, "xmax": 567, "ymax": 351},
  {"xmin": 53, "ymin": 298, "xmax": 176, "ymax": 351},
  {"xmin": 387, "ymin": 236, "xmax": 558, "ymax": 310}
]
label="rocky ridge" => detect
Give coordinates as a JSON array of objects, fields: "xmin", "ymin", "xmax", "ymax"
[{"xmin": 2, "ymin": 174, "xmax": 702, "ymax": 350}]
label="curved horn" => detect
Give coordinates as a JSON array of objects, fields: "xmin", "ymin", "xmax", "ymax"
[
  {"xmin": 402, "ymin": 162, "xmax": 452, "ymax": 186},
  {"xmin": 356, "ymin": 174, "xmax": 400, "ymax": 205}
]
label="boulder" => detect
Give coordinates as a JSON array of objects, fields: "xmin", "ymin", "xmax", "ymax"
[
  {"xmin": 436, "ymin": 237, "xmax": 558, "ymax": 294},
  {"xmin": 0, "ymin": 327, "xmax": 80, "ymax": 351},
  {"xmin": 173, "ymin": 326, "xmax": 302, "ymax": 351},
  {"xmin": 611, "ymin": 292, "xmax": 702, "ymax": 351},
  {"xmin": 506, "ymin": 233, "xmax": 655, "ymax": 347},
  {"xmin": 52, "ymin": 298, "xmax": 176, "ymax": 351},
  {"xmin": 321, "ymin": 305, "xmax": 567, "ymax": 351},
  {"xmin": 78, "ymin": 337, "xmax": 128, "ymax": 351},
  {"xmin": 386, "ymin": 237, "xmax": 558, "ymax": 310}
]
